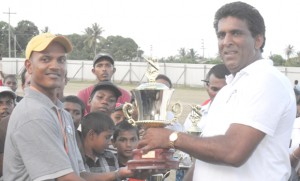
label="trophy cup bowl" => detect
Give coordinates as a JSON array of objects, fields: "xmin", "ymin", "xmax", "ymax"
[{"xmin": 123, "ymin": 57, "xmax": 181, "ymax": 171}]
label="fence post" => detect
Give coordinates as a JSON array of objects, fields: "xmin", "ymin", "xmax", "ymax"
[
  {"xmin": 81, "ymin": 61, "xmax": 84, "ymax": 82},
  {"xmin": 184, "ymin": 64, "xmax": 187, "ymax": 87},
  {"xmin": 129, "ymin": 63, "xmax": 132, "ymax": 83}
]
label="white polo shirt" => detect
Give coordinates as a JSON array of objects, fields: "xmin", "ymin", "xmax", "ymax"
[{"xmin": 194, "ymin": 59, "xmax": 296, "ymax": 181}]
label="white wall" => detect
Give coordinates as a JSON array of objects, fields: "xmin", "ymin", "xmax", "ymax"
[{"xmin": 3, "ymin": 58, "xmax": 300, "ymax": 87}]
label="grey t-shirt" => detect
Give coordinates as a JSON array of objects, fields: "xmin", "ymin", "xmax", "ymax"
[{"xmin": 3, "ymin": 88, "xmax": 85, "ymax": 181}]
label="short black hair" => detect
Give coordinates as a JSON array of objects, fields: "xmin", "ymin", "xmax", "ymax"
[
  {"xmin": 61, "ymin": 95, "xmax": 85, "ymax": 116},
  {"xmin": 155, "ymin": 74, "xmax": 173, "ymax": 88},
  {"xmin": 112, "ymin": 120, "xmax": 139, "ymax": 141},
  {"xmin": 205, "ymin": 64, "xmax": 230, "ymax": 81},
  {"xmin": 81, "ymin": 112, "xmax": 115, "ymax": 139},
  {"xmin": 213, "ymin": 1, "xmax": 266, "ymax": 52}
]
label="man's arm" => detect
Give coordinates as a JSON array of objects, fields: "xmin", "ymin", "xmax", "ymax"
[
  {"xmin": 138, "ymin": 123, "xmax": 265, "ymax": 167},
  {"xmin": 57, "ymin": 172, "xmax": 85, "ymax": 181},
  {"xmin": 80, "ymin": 167, "xmax": 133, "ymax": 181}
]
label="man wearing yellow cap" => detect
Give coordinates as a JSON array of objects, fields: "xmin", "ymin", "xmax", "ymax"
[{"xmin": 3, "ymin": 33, "xmax": 140, "ymax": 181}]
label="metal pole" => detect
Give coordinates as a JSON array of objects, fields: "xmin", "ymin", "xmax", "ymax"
[{"xmin": 3, "ymin": 8, "xmax": 16, "ymax": 58}]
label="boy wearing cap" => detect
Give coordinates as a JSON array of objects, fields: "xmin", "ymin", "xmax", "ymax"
[
  {"xmin": 0, "ymin": 86, "xmax": 16, "ymax": 177},
  {"xmin": 89, "ymin": 81, "xmax": 122, "ymax": 116},
  {"xmin": 77, "ymin": 53, "xmax": 131, "ymax": 114}
]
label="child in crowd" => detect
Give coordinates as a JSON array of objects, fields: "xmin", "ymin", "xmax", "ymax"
[
  {"xmin": 62, "ymin": 95, "xmax": 85, "ymax": 129},
  {"xmin": 111, "ymin": 103, "xmax": 126, "ymax": 125},
  {"xmin": 89, "ymin": 81, "xmax": 121, "ymax": 116},
  {"xmin": 112, "ymin": 121, "xmax": 139, "ymax": 167},
  {"xmin": 80, "ymin": 111, "xmax": 133, "ymax": 180},
  {"xmin": 112, "ymin": 120, "xmax": 145, "ymax": 181}
]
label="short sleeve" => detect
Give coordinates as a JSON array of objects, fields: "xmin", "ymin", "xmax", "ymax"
[{"xmin": 12, "ymin": 118, "xmax": 73, "ymax": 179}]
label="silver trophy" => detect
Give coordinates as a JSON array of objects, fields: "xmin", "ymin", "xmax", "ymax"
[
  {"xmin": 187, "ymin": 105, "xmax": 202, "ymax": 136},
  {"xmin": 123, "ymin": 57, "xmax": 182, "ymax": 170}
]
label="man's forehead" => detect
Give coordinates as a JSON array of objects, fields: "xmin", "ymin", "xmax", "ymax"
[{"xmin": 0, "ymin": 95, "xmax": 14, "ymax": 100}]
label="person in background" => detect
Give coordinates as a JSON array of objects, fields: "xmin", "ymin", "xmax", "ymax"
[
  {"xmin": 112, "ymin": 121, "xmax": 145, "ymax": 181},
  {"xmin": 20, "ymin": 68, "xmax": 31, "ymax": 90},
  {"xmin": 138, "ymin": 2, "xmax": 296, "ymax": 181},
  {"xmin": 89, "ymin": 81, "xmax": 121, "ymax": 116},
  {"xmin": 80, "ymin": 111, "xmax": 133, "ymax": 180},
  {"xmin": 294, "ymin": 80, "xmax": 300, "ymax": 101},
  {"xmin": 62, "ymin": 95, "xmax": 85, "ymax": 130},
  {"xmin": 111, "ymin": 103, "xmax": 126, "ymax": 125},
  {"xmin": 78, "ymin": 53, "xmax": 131, "ymax": 114},
  {"xmin": 183, "ymin": 64, "xmax": 230, "ymax": 132},
  {"xmin": 0, "ymin": 86, "xmax": 16, "ymax": 178},
  {"xmin": 3, "ymin": 74, "xmax": 23, "ymax": 102}
]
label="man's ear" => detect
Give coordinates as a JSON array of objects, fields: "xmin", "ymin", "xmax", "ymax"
[
  {"xmin": 92, "ymin": 68, "xmax": 96, "ymax": 75},
  {"xmin": 87, "ymin": 130, "xmax": 95, "ymax": 140},
  {"xmin": 255, "ymin": 34, "xmax": 264, "ymax": 50},
  {"xmin": 112, "ymin": 67, "xmax": 116, "ymax": 75},
  {"xmin": 25, "ymin": 59, "xmax": 33, "ymax": 74}
]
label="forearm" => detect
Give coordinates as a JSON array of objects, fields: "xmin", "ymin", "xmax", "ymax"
[
  {"xmin": 175, "ymin": 133, "xmax": 237, "ymax": 166},
  {"xmin": 290, "ymin": 147, "xmax": 300, "ymax": 168},
  {"xmin": 80, "ymin": 171, "xmax": 120, "ymax": 181}
]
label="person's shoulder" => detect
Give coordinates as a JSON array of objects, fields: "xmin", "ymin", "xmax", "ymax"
[{"xmin": 78, "ymin": 85, "xmax": 94, "ymax": 94}]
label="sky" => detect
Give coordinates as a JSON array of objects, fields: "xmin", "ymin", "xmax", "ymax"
[{"xmin": 1, "ymin": 0, "xmax": 300, "ymax": 59}]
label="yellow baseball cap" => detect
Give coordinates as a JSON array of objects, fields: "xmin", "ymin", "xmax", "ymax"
[{"xmin": 25, "ymin": 33, "xmax": 73, "ymax": 59}]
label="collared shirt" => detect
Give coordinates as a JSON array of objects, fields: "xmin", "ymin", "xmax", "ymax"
[
  {"xmin": 85, "ymin": 150, "xmax": 119, "ymax": 173},
  {"xmin": 3, "ymin": 88, "xmax": 85, "ymax": 181},
  {"xmin": 194, "ymin": 59, "xmax": 296, "ymax": 181}
]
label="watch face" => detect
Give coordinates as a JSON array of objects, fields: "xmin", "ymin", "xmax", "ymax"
[{"xmin": 170, "ymin": 132, "xmax": 178, "ymax": 141}]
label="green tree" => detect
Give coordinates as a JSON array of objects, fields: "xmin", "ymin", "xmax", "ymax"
[
  {"xmin": 285, "ymin": 44, "xmax": 294, "ymax": 61},
  {"xmin": 269, "ymin": 54, "xmax": 284, "ymax": 66},
  {"xmin": 14, "ymin": 20, "xmax": 39, "ymax": 57},
  {"xmin": 66, "ymin": 34, "xmax": 91, "ymax": 60},
  {"xmin": 101, "ymin": 35, "xmax": 140, "ymax": 61},
  {"xmin": 84, "ymin": 23, "xmax": 104, "ymax": 57},
  {"xmin": 0, "ymin": 21, "xmax": 14, "ymax": 57}
]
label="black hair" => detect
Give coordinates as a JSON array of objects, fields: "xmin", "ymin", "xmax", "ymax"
[
  {"xmin": 112, "ymin": 120, "xmax": 139, "ymax": 141},
  {"xmin": 205, "ymin": 64, "xmax": 230, "ymax": 81},
  {"xmin": 213, "ymin": 1, "xmax": 266, "ymax": 52},
  {"xmin": 155, "ymin": 74, "xmax": 173, "ymax": 88},
  {"xmin": 295, "ymin": 80, "xmax": 299, "ymax": 85},
  {"xmin": 3, "ymin": 74, "xmax": 17, "ymax": 83},
  {"xmin": 61, "ymin": 95, "xmax": 85, "ymax": 116},
  {"xmin": 81, "ymin": 112, "xmax": 115, "ymax": 139},
  {"xmin": 21, "ymin": 68, "xmax": 27, "ymax": 86}
]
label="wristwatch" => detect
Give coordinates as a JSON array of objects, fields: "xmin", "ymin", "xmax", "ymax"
[{"xmin": 169, "ymin": 131, "xmax": 179, "ymax": 149}]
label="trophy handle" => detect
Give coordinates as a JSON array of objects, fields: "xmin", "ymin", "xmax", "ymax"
[
  {"xmin": 122, "ymin": 102, "xmax": 137, "ymax": 126},
  {"xmin": 171, "ymin": 102, "xmax": 183, "ymax": 123}
]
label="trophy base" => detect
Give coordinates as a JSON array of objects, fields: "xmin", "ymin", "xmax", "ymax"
[{"xmin": 127, "ymin": 148, "xmax": 179, "ymax": 170}]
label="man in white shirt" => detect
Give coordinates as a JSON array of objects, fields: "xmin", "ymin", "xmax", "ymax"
[{"xmin": 137, "ymin": 2, "xmax": 296, "ymax": 181}]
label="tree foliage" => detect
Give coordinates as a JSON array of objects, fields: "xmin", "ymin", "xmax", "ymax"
[
  {"xmin": 84, "ymin": 23, "xmax": 104, "ymax": 57},
  {"xmin": 14, "ymin": 20, "xmax": 39, "ymax": 57}
]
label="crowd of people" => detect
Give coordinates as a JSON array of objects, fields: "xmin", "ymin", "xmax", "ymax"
[{"xmin": 0, "ymin": 1, "xmax": 299, "ymax": 181}]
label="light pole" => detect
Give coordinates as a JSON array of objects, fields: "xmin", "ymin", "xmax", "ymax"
[
  {"xmin": 3, "ymin": 8, "xmax": 16, "ymax": 58},
  {"xmin": 136, "ymin": 47, "xmax": 140, "ymax": 62}
]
